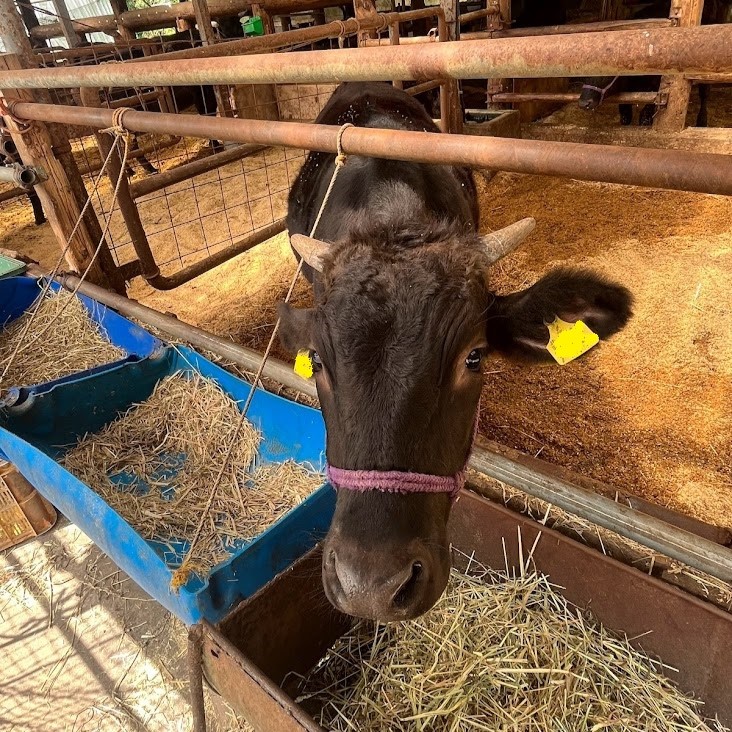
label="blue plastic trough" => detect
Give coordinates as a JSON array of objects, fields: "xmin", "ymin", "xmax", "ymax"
[
  {"xmin": 0, "ymin": 275, "xmax": 162, "ymax": 400},
  {"xmin": 0, "ymin": 345, "xmax": 335, "ymax": 625}
]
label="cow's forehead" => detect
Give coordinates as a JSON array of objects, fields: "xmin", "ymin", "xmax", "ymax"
[{"xmin": 316, "ymin": 241, "xmax": 489, "ymax": 360}]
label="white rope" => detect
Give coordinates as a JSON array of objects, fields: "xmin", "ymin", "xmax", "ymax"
[{"xmin": 172, "ymin": 123, "xmax": 354, "ymax": 587}]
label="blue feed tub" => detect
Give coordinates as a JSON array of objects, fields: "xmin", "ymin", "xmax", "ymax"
[
  {"xmin": 0, "ymin": 346, "xmax": 335, "ymax": 624},
  {"xmin": 0, "ymin": 276, "xmax": 162, "ymax": 399}
]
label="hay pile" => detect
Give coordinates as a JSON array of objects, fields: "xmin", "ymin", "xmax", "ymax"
[
  {"xmin": 297, "ymin": 565, "xmax": 726, "ymax": 732},
  {"xmin": 62, "ymin": 373, "xmax": 323, "ymax": 577},
  {"xmin": 0, "ymin": 289, "xmax": 125, "ymax": 388}
]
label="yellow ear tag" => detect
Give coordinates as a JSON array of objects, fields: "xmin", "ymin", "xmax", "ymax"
[
  {"xmin": 546, "ymin": 318, "xmax": 599, "ymax": 365},
  {"xmin": 294, "ymin": 350, "xmax": 314, "ymax": 379}
]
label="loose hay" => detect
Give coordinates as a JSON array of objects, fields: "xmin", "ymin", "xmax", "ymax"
[
  {"xmin": 0, "ymin": 289, "xmax": 126, "ymax": 389},
  {"xmin": 297, "ymin": 565, "xmax": 727, "ymax": 732},
  {"xmin": 62, "ymin": 373, "xmax": 323, "ymax": 578}
]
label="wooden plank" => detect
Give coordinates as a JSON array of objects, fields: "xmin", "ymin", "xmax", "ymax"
[
  {"xmin": 654, "ymin": 0, "xmax": 705, "ymax": 133},
  {"xmin": 51, "ymin": 0, "xmax": 83, "ymax": 47}
]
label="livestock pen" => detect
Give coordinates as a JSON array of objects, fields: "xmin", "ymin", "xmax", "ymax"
[{"xmin": 1, "ymin": 0, "xmax": 732, "ymax": 729}]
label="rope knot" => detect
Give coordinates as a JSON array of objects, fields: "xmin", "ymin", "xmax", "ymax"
[{"xmin": 101, "ymin": 106, "xmax": 134, "ymax": 140}]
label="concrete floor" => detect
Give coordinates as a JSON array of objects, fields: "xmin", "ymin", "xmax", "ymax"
[{"xmin": 1, "ymin": 518, "xmax": 248, "ymax": 732}]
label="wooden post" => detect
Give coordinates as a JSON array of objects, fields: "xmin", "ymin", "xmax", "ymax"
[
  {"xmin": 653, "ymin": 0, "xmax": 704, "ymax": 132},
  {"xmin": 0, "ymin": 58, "xmax": 125, "ymax": 294},
  {"xmin": 14, "ymin": 0, "xmax": 47, "ymax": 49},
  {"xmin": 51, "ymin": 0, "xmax": 83, "ymax": 47},
  {"xmin": 252, "ymin": 3, "xmax": 275, "ymax": 34},
  {"xmin": 389, "ymin": 21, "xmax": 403, "ymax": 90},
  {"xmin": 353, "ymin": 0, "xmax": 378, "ymax": 45},
  {"xmin": 488, "ymin": 0, "xmax": 511, "ymax": 108},
  {"xmin": 109, "ymin": 0, "xmax": 135, "ymax": 42},
  {"xmin": 439, "ymin": 0, "xmax": 462, "ymax": 133},
  {"xmin": 191, "ymin": 0, "xmax": 233, "ymax": 117}
]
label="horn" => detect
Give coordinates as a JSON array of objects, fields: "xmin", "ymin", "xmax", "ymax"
[
  {"xmin": 290, "ymin": 233, "xmax": 330, "ymax": 273},
  {"xmin": 481, "ymin": 217, "xmax": 536, "ymax": 264}
]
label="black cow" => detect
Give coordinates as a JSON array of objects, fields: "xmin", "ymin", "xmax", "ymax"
[{"xmin": 280, "ymin": 82, "xmax": 632, "ymax": 622}]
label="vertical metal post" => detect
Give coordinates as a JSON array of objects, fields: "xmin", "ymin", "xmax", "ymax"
[
  {"xmin": 488, "ymin": 0, "xmax": 511, "ymax": 109},
  {"xmin": 187, "ymin": 625, "xmax": 207, "ymax": 732},
  {"xmin": 653, "ymin": 0, "xmax": 704, "ymax": 132}
]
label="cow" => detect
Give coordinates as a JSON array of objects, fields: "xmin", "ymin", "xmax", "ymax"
[{"xmin": 279, "ymin": 82, "xmax": 632, "ymax": 622}]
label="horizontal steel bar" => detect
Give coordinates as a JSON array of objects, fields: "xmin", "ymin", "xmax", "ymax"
[
  {"xmin": 7, "ymin": 101, "xmax": 732, "ymax": 195},
  {"xmin": 469, "ymin": 445, "xmax": 732, "ymax": 585},
  {"xmin": 31, "ymin": 264, "xmax": 732, "ymax": 586},
  {"xmin": 3, "ymin": 25, "xmax": 732, "ymax": 88}
]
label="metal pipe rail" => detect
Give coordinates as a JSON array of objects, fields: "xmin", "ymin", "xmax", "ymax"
[
  {"xmin": 2, "ymin": 26, "xmax": 731, "ymax": 88},
  {"xmin": 6, "ymin": 100, "xmax": 732, "ymax": 195},
  {"xmin": 0, "ymin": 163, "xmax": 40, "ymax": 188},
  {"xmin": 29, "ymin": 264, "xmax": 732, "ymax": 586},
  {"xmin": 125, "ymin": 8, "xmax": 442, "ymax": 64},
  {"xmin": 490, "ymin": 92, "xmax": 661, "ymax": 104}
]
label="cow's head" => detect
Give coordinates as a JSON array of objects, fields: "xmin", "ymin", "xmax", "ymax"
[
  {"xmin": 279, "ymin": 220, "xmax": 632, "ymax": 622},
  {"xmin": 578, "ymin": 76, "xmax": 619, "ymax": 110}
]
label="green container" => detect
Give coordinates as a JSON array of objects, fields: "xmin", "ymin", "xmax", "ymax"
[
  {"xmin": 0, "ymin": 255, "xmax": 27, "ymax": 280},
  {"xmin": 241, "ymin": 15, "xmax": 264, "ymax": 36}
]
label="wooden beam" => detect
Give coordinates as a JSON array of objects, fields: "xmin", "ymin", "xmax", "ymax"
[
  {"xmin": 51, "ymin": 0, "xmax": 83, "ymax": 47},
  {"xmin": 0, "ymin": 56, "xmax": 123, "ymax": 291},
  {"xmin": 654, "ymin": 0, "xmax": 704, "ymax": 133}
]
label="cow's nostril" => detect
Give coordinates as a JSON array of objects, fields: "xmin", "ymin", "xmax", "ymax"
[{"xmin": 392, "ymin": 561, "xmax": 423, "ymax": 610}]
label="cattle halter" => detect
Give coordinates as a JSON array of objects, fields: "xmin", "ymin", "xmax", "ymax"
[
  {"xmin": 325, "ymin": 412, "xmax": 479, "ymax": 501},
  {"xmin": 581, "ymin": 75, "xmax": 620, "ymax": 102}
]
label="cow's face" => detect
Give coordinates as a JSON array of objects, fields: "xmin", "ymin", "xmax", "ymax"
[
  {"xmin": 279, "ymin": 222, "xmax": 632, "ymax": 622},
  {"xmin": 578, "ymin": 77, "xmax": 618, "ymax": 110}
]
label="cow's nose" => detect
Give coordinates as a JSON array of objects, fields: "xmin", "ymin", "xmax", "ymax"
[
  {"xmin": 578, "ymin": 93, "xmax": 599, "ymax": 111},
  {"xmin": 322, "ymin": 544, "xmax": 436, "ymax": 621}
]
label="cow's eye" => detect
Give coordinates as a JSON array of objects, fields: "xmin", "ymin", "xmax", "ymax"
[
  {"xmin": 465, "ymin": 349, "xmax": 483, "ymax": 372},
  {"xmin": 310, "ymin": 350, "xmax": 323, "ymax": 373}
]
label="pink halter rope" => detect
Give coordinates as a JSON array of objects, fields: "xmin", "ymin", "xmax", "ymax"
[
  {"xmin": 581, "ymin": 75, "xmax": 620, "ymax": 103},
  {"xmin": 325, "ymin": 410, "xmax": 479, "ymax": 501}
]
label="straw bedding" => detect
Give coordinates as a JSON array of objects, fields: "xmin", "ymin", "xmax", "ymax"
[
  {"xmin": 62, "ymin": 373, "xmax": 323, "ymax": 577},
  {"xmin": 0, "ymin": 289, "xmax": 125, "ymax": 389},
  {"xmin": 297, "ymin": 563, "xmax": 726, "ymax": 732}
]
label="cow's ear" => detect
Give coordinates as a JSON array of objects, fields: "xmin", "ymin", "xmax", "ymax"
[
  {"xmin": 486, "ymin": 268, "xmax": 633, "ymax": 358},
  {"xmin": 277, "ymin": 303, "xmax": 315, "ymax": 354}
]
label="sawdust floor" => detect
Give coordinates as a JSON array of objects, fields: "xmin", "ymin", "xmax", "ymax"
[
  {"xmin": 1, "ymin": 520, "xmax": 250, "ymax": 732},
  {"xmin": 2, "ymin": 163, "xmax": 731, "ymax": 530}
]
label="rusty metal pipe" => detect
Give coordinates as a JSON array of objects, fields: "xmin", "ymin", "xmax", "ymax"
[
  {"xmin": 9, "ymin": 100, "xmax": 732, "ymax": 195},
  {"xmin": 29, "ymin": 0, "xmax": 349, "ymax": 40},
  {"xmin": 26, "ymin": 261, "xmax": 732, "ymax": 585},
  {"xmin": 124, "ymin": 9, "xmax": 441, "ymax": 64},
  {"xmin": 491, "ymin": 92, "xmax": 661, "ymax": 104},
  {"xmin": 462, "ymin": 16, "xmax": 676, "ymax": 39},
  {"xmin": 129, "ymin": 143, "xmax": 266, "ymax": 199},
  {"xmin": 0, "ymin": 163, "xmax": 40, "ymax": 188},
  {"xmin": 5, "ymin": 25, "xmax": 732, "ymax": 88},
  {"xmin": 153, "ymin": 219, "xmax": 286, "ymax": 290}
]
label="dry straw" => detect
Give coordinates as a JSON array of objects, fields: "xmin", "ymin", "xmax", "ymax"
[
  {"xmin": 297, "ymin": 560, "xmax": 727, "ymax": 732},
  {"xmin": 62, "ymin": 373, "xmax": 322, "ymax": 580},
  {"xmin": 0, "ymin": 290, "xmax": 125, "ymax": 389}
]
